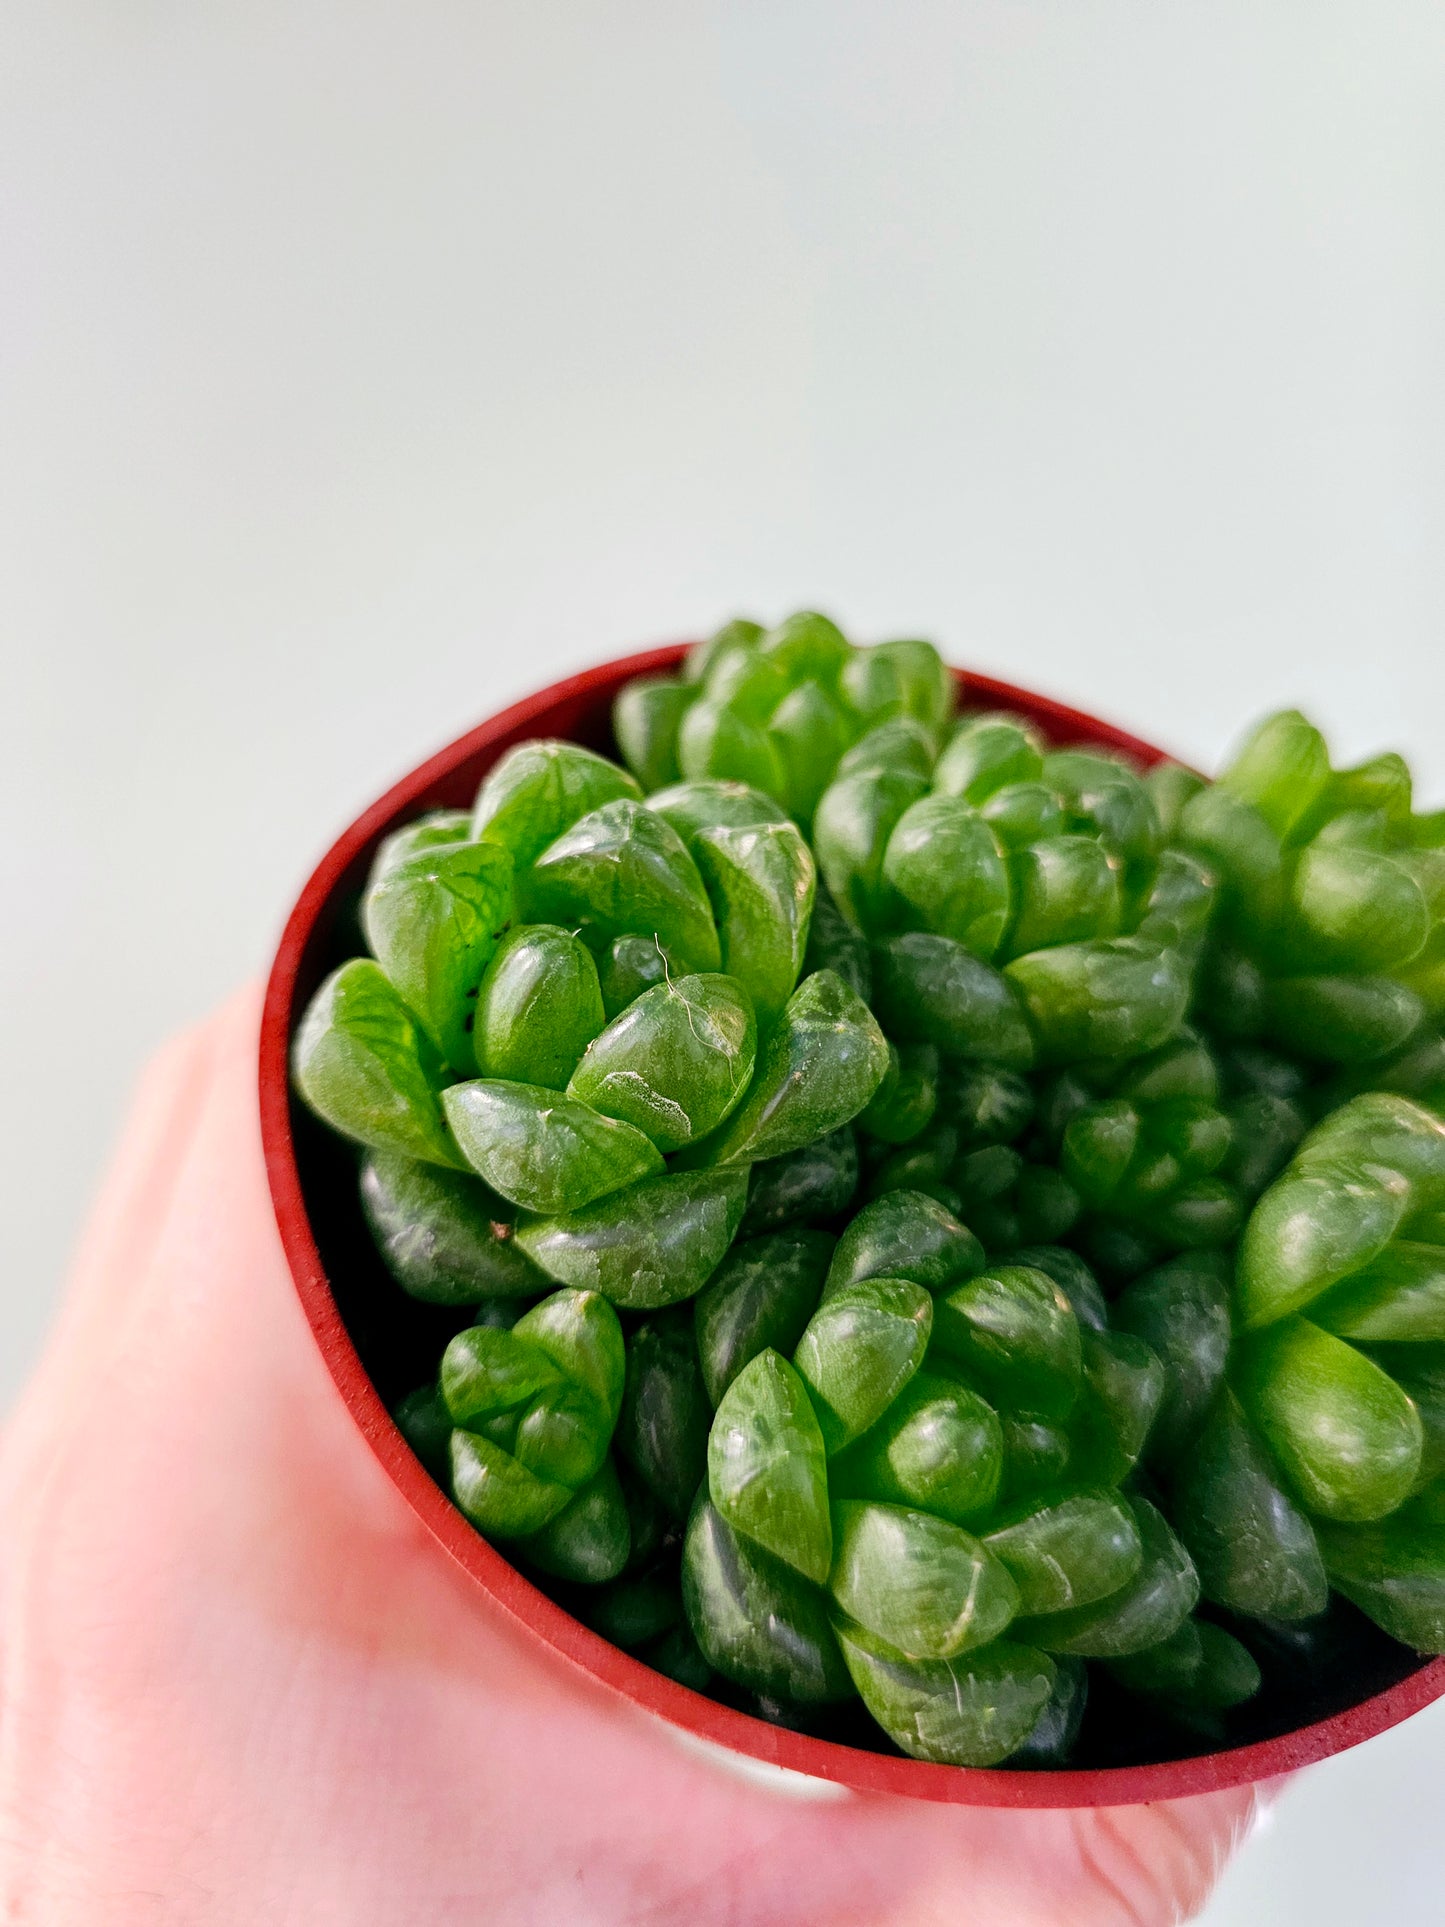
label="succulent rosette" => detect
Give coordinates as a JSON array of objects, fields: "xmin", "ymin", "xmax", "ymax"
[{"xmin": 293, "ymin": 611, "xmax": 1445, "ymax": 1769}]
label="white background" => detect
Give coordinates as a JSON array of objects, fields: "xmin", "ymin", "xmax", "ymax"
[{"xmin": 4, "ymin": 4, "xmax": 1444, "ymax": 1918}]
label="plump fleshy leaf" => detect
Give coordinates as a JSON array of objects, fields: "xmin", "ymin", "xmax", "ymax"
[
  {"xmin": 1005, "ymin": 938, "xmax": 1190, "ymax": 1066},
  {"xmin": 699, "ymin": 969, "xmax": 889, "ymax": 1166},
  {"xmin": 568, "ymin": 973, "xmax": 756, "ymax": 1153},
  {"xmin": 472, "ymin": 739, "xmax": 641, "ymax": 873},
  {"xmin": 1237, "ymin": 1318, "xmax": 1423, "ymax": 1522},
  {"xmin": 1169, "ymin": 1388, "xmax": 1328, "ymax": 1622},
  {"xmin": 613, "ymin": 678, "xmax": 695, "ymax": 791},
  {"xmin": 362, "ymin": 838, "xmax": 516, "ymax": 1068},
  {"xmin": 829, "ymin": 1370, "xmax": 1002, "ymax": 1524},
  {"xmin": 694, "ymin": 1230, "xmax": 833, "ymax": 1407},
  {"xmin": 474, "ymin": 923, "xmax": 606, "ymax": 1088},
  {"xmin": 360, "ymin": 1150, "xmax": 548, "ymax": 1303},
  {"xmin": 693, "ymin": 820, "xmax": 816, "ymax": 1032},
  {"xmin": 931, "ymin": 1265, "xmax": 1083, "ymax": 1423},
  {"xmin": 872, "ymin": 932, "xmax": 1035, "ymax": 1067},
  {"xmin": 525, "ymin": 798, "xmax": 721, "ymax": 975},
  {"xmin": 293, "ymin": 959, "xmax": 464, "ymax": 1169},
  {"xmin": 442, "ymin": 1079, "xmax": 663, "ymax": 1214},
  {"xmin": 825, "ymin": 1190, "xmax": 984, "ymax": 1298},
  {"xmin": 616, "ymin": 1308, "xmax": 712, "ymax": 1520},
  {"xmin": 1015, "ymin": 1497, "xmax": 1199, "ymax": 1658},
  {"xmin": 682, "ymin": 1497, "xmax": 854, "ymax": 1702},
  {"xmin": 835, "ymin": 1621, "xmax": 1055, "ymax": 1766},
  {"xmin": 708, "ymin": 1350, "xmax": 833, "ymax": 1583},
  {"xmin": 514, "ymin": 1166, "xmax": 749, "ymax": 1309},
  {"xmin": 829, "ymin": 1500, "xmax": 1019, "ymax": 1660},
  {"xmin": 984, "ymin": 1491, "xmax": 1143, "ymax": 1617},
  {"xmin": 882, "ymin": 796, "xmax": 1010, "ymax": 958},
  {"xmin": 794, "ymin": 1276, "xmax": 934, "ymax": 1453}
]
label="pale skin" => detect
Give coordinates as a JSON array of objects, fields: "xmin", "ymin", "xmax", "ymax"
[{"xmin": 0, "ymin": 989, "xmax": 1266, "ymax": 1924}]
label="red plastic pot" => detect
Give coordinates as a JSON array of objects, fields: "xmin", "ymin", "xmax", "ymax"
[{"xmin": 260, "ymin": 644, "xmax": 1445, "ymax": 1807}]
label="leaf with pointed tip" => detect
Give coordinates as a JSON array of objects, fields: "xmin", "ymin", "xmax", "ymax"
[
  {"xmin": 708, "ymin": 1350, "xmax": 833, "ymax": 1583},
  {"xmin": 984, "ymin": 1492, "xmax": 1142, "ymax": 1617},
  {"xmin": 472, "ymin": 739, "xmax": 640, "ymax": 873},
  {"xmin": 515, "ymin": 1167, "xmax": 749, "ymax": 1310},
  {"xmin": 829, "ymin": 1500, "xmax": 1018, "ymax": 1660},
  {"xmin": 700, "ymin": 970, "xmax": 889, "ymax": 1167},
  {"xmin": 1016, "ymin": 1497, "xmax": 1198, "ymax": 1658},
  {"xmin": 568, "ymin": 974, "xmax": 755, "ymax": 1153},
  {"xmin": 526, "ymin": 798, "xmax": 721, "ymax": 974},
  {"xmin": 520, "ymin": 1456, "xmax": 631, "ymax": 1583},
  {"xmin": 292, "ymin": 959, "xmax": 464, "ymax": 1169},
  {"xmin": 360, "ymin": 1151, "xmax": 548, "ymax": 1303},
  {"xmin": 835, "ymin": 1621, "xmax": 1055, "ymax": 1767},
  {"xmin": 693, "ymin": 820, "xmax": 816, "ymax": 1033},
  {"xmin": 794, "ymin": 1276, "xmax": 933, "ymax": 1453},
  {"xmin": 362, "ymin": 838, "xmax": 515, "ymax": 1069},
  {"xmin": 682, "ymin": 1497, "xmax": 853, "ymax": 1703},
  {"xmin": 474, "ymin": 924, "xmax": 605, "ymax": 1089},
  {"xmin": 442, "ymin": 1079, "xmax": 662, "ymax": 1214},
  {"xmin": 449, "ymin": 1428, "xmax": 571, "ymax": 1538},
  {"xmin": 694, "ymin": 1231, "xmax": 833, "ymax": 1407}
]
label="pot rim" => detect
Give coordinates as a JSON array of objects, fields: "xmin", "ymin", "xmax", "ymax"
[{"xmin": 259, "ymin": 642, "xmax": 1445, "ymax": 1808}]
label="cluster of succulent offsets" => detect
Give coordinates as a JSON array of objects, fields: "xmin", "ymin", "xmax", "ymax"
[{"xmin": 293, "ymin": 610, "xmax": 1445, "ymax": 1771}]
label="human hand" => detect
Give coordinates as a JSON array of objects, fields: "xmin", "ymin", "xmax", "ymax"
[{"xmin": 0, "ymin": 988, "xmax": 1265, "ymax": 1924}]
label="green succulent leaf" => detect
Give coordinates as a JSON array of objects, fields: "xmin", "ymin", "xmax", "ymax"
[
  {"xmin": 682, "ymin": 1497, "xmax": 854, "ymax": 1703},
  {"xmin": 707, "ymin": 1349, "xmax": 833, "ymax": 1583},
  {"xmin": 699, "ymin": 969, "xmax": 889, "ymax": 1167},
  {"xmin": 292, "ymin": 959, "xmax": 464, "ymax": 1169},
  {"xmin": 568, "ymin": 973, "xmax": 757, "ymax": 1153},
  {"xmin": 442, "ymin": 1079, "xmax": 663, "ymax": 1214},
  {"xmin": 514, "ymin": 1166, "xmax": 749, "ymax": 1310},
  {"xmin": 794, "ymin": 1276, "xmax": 934, "ymax": 1454},
  {"xmin": 694, "ymin": 1230, "xmax": 833, "ymax": 1407},
  {"xmin": 835, "ymin": 1620, "xmax": 1056, "ymax": 1767},
  {"xmin": 472, "ymin": 739, "xmax": 641, "ymax": 874},
  {"xmin": 829, "ymin": 1500, "xmax": 1019, "ymax": 1660},
  {"xmin": 693, "ymin": 819, "xmax": 816, "ymax": 1033},
  {"xmin": 474, "ymin": 923, "xmax": 606, "ymax": 1088},
  {"xmin": 526, "ymin": 798, "xmax": 721, "ymax": 975}
]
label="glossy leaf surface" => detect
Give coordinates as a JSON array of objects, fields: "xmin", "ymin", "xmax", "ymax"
[
  {"xmin": 682, "ymin": 1498, "xmax": 853, "ymax": 1702},
  {"xmin": 700, "ymin": 969, "xmax": 889, "ymax": 1166},
  {"xmin": 293, "ymin": 959, "xmax": 463, "ymax": 1169},
  {"xmin": 872, "ymin": 932, "xmax": 1034, "ymax": 1067},
  {"xmin": 693, "ymin": 819, "xmax": 816, "ymax": 1031},
  {"xmin": 1238, "ymin": 1319, "xmax": 1423, "ymax": 1522},
  {"xmin": 526, "ymin": 798, "xmax": 721, "ymax": 975},
  {"xmin": 617, "ymin": 1308, "xmax": 711, "ymax": 1519},
  {"xmin": 829, "ymin": 1500, "xmax": 1019, "ymax": 1659},
  {"xmin": 472, "ymin": 739, "xmax": 641, "ymax": 873},
  {"xmin": 474, "ymin": 923, "xmax": 605, "ymax": 1088},
  {"xmin": 442, "ymin": 1079, "xmax": 663, "ymax": 1214},
  {"xmin": 829, "ymin": 1370, "xmax": 1002, "ymax": 1523},
  {"xmin": 694, "ymin": 1230, "xmax": 833, "ymax": 1406},
  {"xmin": 984, "ymin": 1491, "xmax": 1143, "ymax": 1617},
  {"xmin": 1016, "ymin": 1497, "xmax": 1199, "ymax": 1658},
  {"xmin": 931, "ymin": 1266, "xmax": 1083, "ymax": 1423},
  {"xmin": 1169, "ymin": 1389, "xmax": 1329, "ymax": 1622},
  {"xmin": 360, "ymin": 1150, "xmax": 547, "ymax": 1302},
  {"xmin": 794, "ymin": 1276, "xmax": 933, "ymax": 1453},
  {"xmin": 707, "ymin": 1350, "xmax": 833, "ymax": 1583},
  {"xmin": 568, "ymin": 973, "xmax": 756, "ymax": 1153},
  {"xmin": 515, "ymin": 1166, "xmax": 749, "ymax": 1309},
  {"xmin": 835, "ymin": 1621, "xmax": 1055, "ymax": 1766},
  {"xmin": 826, "ymin": 1189, "xmax": 984, "ymax": 1298}
]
